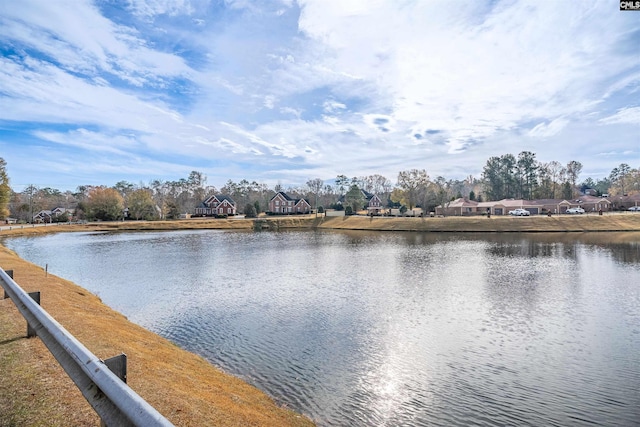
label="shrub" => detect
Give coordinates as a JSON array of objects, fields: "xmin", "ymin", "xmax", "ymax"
[{"xmin": 244, "ymin": 203, "xmax": 257, "ymax": 218}]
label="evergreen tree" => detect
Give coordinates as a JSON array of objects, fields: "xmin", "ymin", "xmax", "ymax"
[
  {"xmin": 0, "ymin": 158, "xmax": 9, "ymax": 219},
  {"xmin": 244, "ymin": 203, "xmax": 257, "ymax": 218},
  {"xmin": 344, "ymin": 184, "xmax": 365, "ymax": 214},
  {"xmin": 516, "ymin": 151, "xmax": 538, "ymax": 200},
  {"xmin": 482, "ymin": 154, "xmax": 516, "ymax": 200}
]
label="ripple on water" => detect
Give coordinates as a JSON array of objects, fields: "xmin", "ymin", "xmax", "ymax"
[{"xmin": 3, "ymin": 231, "xmax": 640, "ymax": 426}]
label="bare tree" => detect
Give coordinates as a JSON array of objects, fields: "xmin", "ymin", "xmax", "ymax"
[
  {"xmin": 306, "ymin": 178, "xmax": 324, "ymax": 211},
  {"xmin": 566, "ymin": 160, "xmax": 583, "ymax": 199},
  {"xmin": 609, "ymin": 163, "xmax": 631, "ymax": 195},
  {"xmin": 335, "ymin": 174, "xmax": 349, "ymax": 196},
  {"xmin": 546, "ymin": 161, "xmax": 564, "ymax": 199},
  {"xmin": 395, "ymin": 169, "xmax": 430, "ymax": 210},
  {"xmin": 431, "ymin": 176, "xmax": 454, "ymax": 216}
]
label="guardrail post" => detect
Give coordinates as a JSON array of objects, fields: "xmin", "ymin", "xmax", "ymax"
[
  {"xmin": 102, "ymin": 353, "xmax": 128, "ymax": 427},
  {"xmin": 104, "ymin": 353, "xmax": 127, "ymax": 383},
  {"xmin": 1, "ymin": 270, "xmax": 40, "ymax": 339},
  {"xmin": 3, "ymin": 269, "xmax": 12, "ymax": 299},
  {"xmin": 27, "ymin": 291, "xmax": 41, "ymax": 338},
  {"xmin": 0, "ymin": 268, "xmax": 174, "ymax": 426}
]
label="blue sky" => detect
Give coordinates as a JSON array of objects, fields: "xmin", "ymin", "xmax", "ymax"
[{"xmin": 1, "ymin": 0, "xmax": 638, "ymax": 192}]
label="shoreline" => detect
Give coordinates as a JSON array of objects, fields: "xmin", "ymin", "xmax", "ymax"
[
  {"xmin": 316, "ymin": 212, "xmax": 640, "ymax": 233},
  {"xmin": 0, "ymin": 233, "xmax": 314, "ymax": 426},
  {"xmin": 2, "ymin": 212, "xmax": 640, "ymax": 237},
  {"xmin": 2, "ymin": 213, "xmax": 640, "ymax": 425}
]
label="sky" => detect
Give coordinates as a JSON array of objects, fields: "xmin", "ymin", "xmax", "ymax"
[{"xmin": 0, "ymin": 0, "xmax": 638, "ymax": 193}]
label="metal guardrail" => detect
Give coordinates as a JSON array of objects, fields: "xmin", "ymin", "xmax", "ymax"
[{"xmin": 0, "ymin": 268, "xmax": 174, "ymax": 427}]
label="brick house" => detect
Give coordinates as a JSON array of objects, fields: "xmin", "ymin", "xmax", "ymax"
[
  {"xmin": 475, "ymin": 199, "xmax": 572, "ymax": 215},
  {"xmin": 338, "ymin": 189, "xmax": 384, "ymax": 214},
  {"xmin": 194, "ymin": 194, "xmax": 237, "ymax": 216},
  {"xmin": 570, "ymin": 195, "xmax": 612, "ymax": 213},
  {"xmin": 608, "ymin": 194, "xmax": 640, "ymax": 211},
  {"xmin": 268, "ymin": 192, "xmax": 311, "ymax": 214},
  {"xmin": 363, "ymin": 190, "xmax": 384, "ymax": 215},
  {"xmin": 33, "ymin": 207, "xmax": 75, "ymax": 223},
  {"xmin": 435, "ymin": 198, "xmax": 479, "ymax": 216}
]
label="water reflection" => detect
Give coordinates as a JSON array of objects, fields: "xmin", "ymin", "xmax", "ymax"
[{"xmin": 2, "ymin": 230, "xmax": 640, "ymax": 426}]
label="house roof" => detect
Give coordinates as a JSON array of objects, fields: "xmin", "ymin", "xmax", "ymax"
[
  {"xmin": 476, "ymin": 199, "xmax": 529, "ymax": 208},
  {"xmin": 217, "ymin": 194, "xmax": 235, "ymax": 204},
  {"xmin": 476, "ymin": 199, "xmax": 573, "ymax": 208},
  {"xmin": 270, "ymin": 191, "xmax": 295, "ymax": 202},
  {"xmin": 610, "ymin": 194, "xmax": 640, "ymax": 204},
  {"xmin": 446, "ymin": 198, "xmax": 478, "ymax": 208},
  {"xmin": 270, "ymin": 191, "xmax": 310, "ymax": 206},
  {"xmin": 34, "ymin": 208, "xmax": 73, "ymax": 217},
  {"xmin": 203, "ymin": 194, "xmax": 236, "ymax": 205},
  {"xmin": 361, "ymin": 189, "xmax": 376, "ymax": 200},
  {"xmin": 574, "ymin": 195, "xmax": 612, "ymax": 205},
  {"xmin": 337, "ymin": 189, "xmax": 379, "ymax": 204},
  {"xmin": 528, "ymin": 199, "xmax": 571, "ymax": 205}
]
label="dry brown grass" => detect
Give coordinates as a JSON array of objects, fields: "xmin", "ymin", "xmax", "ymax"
[
  {"xmin": 0, "ymin": 216, "xmax": 316, "ymax": 237},
  {"xmin": 0, "ymin": 242, "xmax": 315, "ymax": 426},
  {"xmin": 2, "ymin": 212, "xmax": 639, "ymax": 238},
  {"xmin": 316, "ymin": 212, "xmax": 640, "ymax": 233}
]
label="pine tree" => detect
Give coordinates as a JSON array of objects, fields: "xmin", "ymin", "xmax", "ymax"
[{"xmin": 0, "ymin": 158, "xmax": 10, "ymax": 219}]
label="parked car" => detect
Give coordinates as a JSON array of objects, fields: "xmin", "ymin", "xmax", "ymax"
[
  {"xmin": 629, "ymin": 206, "xmax": 640, "ymax": 212},
  {"xmin": 566, "ymin": 207, "xmax": 585, "ymax": 214},
  {"xmin": 508, "ymin": 208, "xmax": 530, "ymax": 216}
]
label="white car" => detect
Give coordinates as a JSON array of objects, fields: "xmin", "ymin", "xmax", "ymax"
[
  {"xmin": 629, "ymin": 206, "xmax": 640, "ymax": 212},
  {"xmin": 508, "ymin": 208, "xmax": 530, "ymax": 216},
  {"xmin": 566, "ymin": 207, "xmax": 585, "ymax": 214}
]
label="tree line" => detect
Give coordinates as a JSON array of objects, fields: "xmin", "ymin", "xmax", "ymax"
[
  {"xmin": 481, "ymin": 152, "xmax": 637, "ymax": 201},
  {"xmin": 0, "ymin": 154, "xmax": 637, "ymax": 222}
]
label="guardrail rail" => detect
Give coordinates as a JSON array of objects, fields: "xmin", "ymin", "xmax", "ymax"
[{"xmin": 0, "ymin": 268, "xmax": 174, "ymax": 427}]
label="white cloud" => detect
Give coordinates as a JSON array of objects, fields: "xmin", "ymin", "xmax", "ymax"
[
  {"xmin": 32, "ymin": 129, "xmax": 140, "ymax": 155},
  {"xmin": 127, "ymin": 0, "xmax": 196, "ymax": 17},
  {"xmin": 323, "ymin": 100, "xmax": 346, "ymax": 114},
  {"xmin": 280, "ymin": 107, "xmax": 302, "ymax": 118},
  {"xmin": 294, "ymin": 0, "xmax": 637, "ymax": 153},
  {"xmin": 599, "ymin": 106, "xmax": 640, "ymax": 125},
  {"xmin": 264, "ymin": 95, "xmax": 276, "ymax": 109},
  {"xmin": 0, "ymin": 56, "xmax": 180, "ymax": 131},
  {"xmin": 0, "ymin": 0, "xmax": 192, "ymax": 85},
  {"xmin": 529, "ymin": 118, "xmax": 570, "ymax": 138},
  {"xmin": 0, "ymin": 0, "xmax": 638, "ymax": 190}
]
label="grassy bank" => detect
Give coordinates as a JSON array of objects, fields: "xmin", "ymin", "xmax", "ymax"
[
  {"xmin": 3, "ymin": 212, "xmax": 639, "ymax": 237},
  {"xmin": 316, "ymin": 212, "xmax": 640, "ymax": 232},
  {"xmin": 0, "ymin": 243, "xmax": 314, "ymax": 426},
  {"xmin": 0, "ymin": 216, "xmax": 314, "ymax": 236}
]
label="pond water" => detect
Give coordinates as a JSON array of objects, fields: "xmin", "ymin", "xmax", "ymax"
[{"xmin": 2, "ymin": 230, "xmax": 640, "ymax": 426}]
